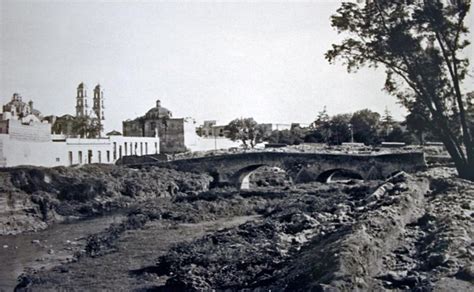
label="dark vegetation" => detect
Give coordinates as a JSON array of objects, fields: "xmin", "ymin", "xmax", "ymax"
[
  {"xmin": 220, "ymin": 1, "xmax": 474, "ymax": 181},
  {"xmin": 326, "ymin": 0, "xmax": 474, "ymax": 180},
  {"xmin": 222, "ymin": 105, "xmax": 451, "ymax": 149}
]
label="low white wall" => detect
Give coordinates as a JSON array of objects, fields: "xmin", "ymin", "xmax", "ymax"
[
  {"xmin": 0, "ymin": 134, "xmax": 66, "ymax": 167},
  {"xmin": 0, "ymin": 134, "xmax": 160, "ymax": 167},
  {"xmin": 109, "ymin": 136, "xmax": 160, "ymax": 157},
  {"xmin": 65, "ymin": 136, "xmax": 160, "ymax": 165},
  {"xmin": 7, "ymin": 119, "xmax": 51, "ymax": 142},
  {"xmin": 65, "ymin": 138, "xmax": 112, "ymax": 165}
]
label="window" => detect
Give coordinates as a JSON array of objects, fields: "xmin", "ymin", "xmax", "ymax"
[
  {"xmin": 68, "ymin": 151, "xmax": 73, "ymax": 165},
  {"xmin": 113, "ymin": 142, "xmax": 117, "ymax": 160},
  {"xmin": 106, "ymin": 150, "xmax": 110, "ymax": 162},
  {"xmin": 98, "ymin": 151, "xmax": 102, "ymax": 163},
  {"xmin": 88, "ymin": 150, "xmax": 93, "ymax": 164},
  {"xmin": 78, "ymin": 151, "xmax": 83, "ymax": 164},
  {"xmin": 151, "ymin": 122, "xmax": 157, "ymax": 136},
  {"xmin": 56, "ymin": 158, "xmax": 60, "ymax": 162},
  {"xmin": 145, "ymin": 143, "xmax": 148, "ymax": 155},
  {"xmin": 140, "ymin": 142, "xmax": 143, "ymax": 155},
  {"xmin": 124, "ymin": 142, "xmax": 128, "ymax": 155},
  {"xmin": 119, "ymin": 146, "xmax": 123, "ymax": 159}
]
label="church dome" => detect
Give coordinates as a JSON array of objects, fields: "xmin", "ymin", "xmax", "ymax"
[
  {"xmin": 145, "ymin": 100, "xmax": 172, "ymax": 119},
  {"xmin": 3, "ymin": 93, "xmax": 42, "ymax": 118}
]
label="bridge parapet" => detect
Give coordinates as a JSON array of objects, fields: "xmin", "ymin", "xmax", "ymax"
[{"xmin": 126, "ymin": 151, "xmax": 427, "ymax": 189}]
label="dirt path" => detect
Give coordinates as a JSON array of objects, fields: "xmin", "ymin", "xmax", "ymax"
[{"xmin": 22, "ymin": 215, "xmax": 260, "ymax": 291}]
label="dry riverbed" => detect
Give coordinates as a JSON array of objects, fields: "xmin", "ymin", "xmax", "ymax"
[
  {"xmin": 0, "ymin": 214, "xmax": 125, "ymax": 291},
  {"xmin": 0, "ymin": 165, "xmax": 472, "ymax": 291}
]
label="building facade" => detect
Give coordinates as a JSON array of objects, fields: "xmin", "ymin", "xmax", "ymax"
[
  {"xmin": 50, "ymin": 83, "xmax": 105, "ymax": 138},
  {"xmin": 0, "ymin": 130, "xmax": 160, "ymax": 167},
  {"xmin": 123, "ymin": 100, "xmax": 186, "ymax": 154},
  {"xmin": 0, "ymin": 93, "xmax": 43, "ymax": 125},
  {"xmin": 0, "ymin": 86, "xmax": 160, "ymax": 167},
  {"xmin": 196, "ymin": 120, "xmax": 229, "ymax": 138}
]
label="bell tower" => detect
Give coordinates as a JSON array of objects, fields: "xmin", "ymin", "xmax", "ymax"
[
  {"xmin": 76, "ymin": 82, "xmax": 88, "ymax": 117},
  {"xmin": 93, "ymin": 84, "xmax": 105, "ymax": 137},
  {"xmin": 93, "ymin": 84, "xmax": 104, "ymax": 121}
]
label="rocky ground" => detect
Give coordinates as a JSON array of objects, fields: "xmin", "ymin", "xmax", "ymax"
[
  {"xmin": 0, "ymin": 165, "xmax": 211, "ymax": 235},
  {"xmin": 0, "ymin": 165, "xmax": 472, "ymax": 291}
]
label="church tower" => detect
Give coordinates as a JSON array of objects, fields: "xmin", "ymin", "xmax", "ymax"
[
  {"xmin": 93, "ymin": 84, "xmax": 105, "ymax": 137},
  {"xmin": 93, "ymin": 84, "xmax": 104, "ymax": 121},
  {"xmin": 76, "ymin": 82, "xmax": 88, "ymax": 117}
]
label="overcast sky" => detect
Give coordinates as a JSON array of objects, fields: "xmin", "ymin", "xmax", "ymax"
[{"xmin": 1, "ymin": 0, "xmax": 473, "ymax": 132}]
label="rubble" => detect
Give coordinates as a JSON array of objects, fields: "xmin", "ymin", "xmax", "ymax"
[{"xmin": 7, "ymin": 166, "xmax": 474, "ymax": 291}]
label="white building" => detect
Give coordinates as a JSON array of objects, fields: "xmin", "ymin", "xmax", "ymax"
[
  {"xmin": 184, "ymin": 118, "xmax": 241, "ymax": 152},
  {"xmin": 0, "ymin": 88, "xmax": 161, "ymax": 168},
  {"xmin": 0, "ymin": 118, "xmax": 159, "ymax": 168}
]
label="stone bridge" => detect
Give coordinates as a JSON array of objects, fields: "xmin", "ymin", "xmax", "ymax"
[{"xmin": 128, "ymin": 151, "xmax": 427, "ymax": 189}]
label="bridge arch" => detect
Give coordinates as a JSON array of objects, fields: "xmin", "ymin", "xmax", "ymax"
[
  {"xmin": 316, "ymin": 168, "xmax": 364, "ymax": 183},
  {"xmin": 233, "ymin": 164, "xmax": 290, "ymax": 190},
  {"xmin": 147, "ymin": 152, "xmax": 426, "ymax": 188}
]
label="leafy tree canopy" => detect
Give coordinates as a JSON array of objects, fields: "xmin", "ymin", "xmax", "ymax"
[
  {"xmin": 72, "ymin": 116, "xmax": 102, "ymax": 138},
  {"xmin": 329, "ymin": 113, "xmax": 352, "ymax": 145},
  {"xmin": 326, "ymin": 0, "xmax": 474, "ymax": 180},
  {"xmin": 350, "ymin": 109, "xmax": 381, "ymax": 145},
  {"xmin": 225, "ymin": 118, "xmax": 268, "ymax": 148}
]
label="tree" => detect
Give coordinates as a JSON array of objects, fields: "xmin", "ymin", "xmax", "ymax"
[
  {"xmin": 326, "ymin": 0, "xmax": 474, "ymax": 180},
  {"xmin": 468, "ymin": 91, "xmax": 474, "ymax": 133},
  {"xmin": 251, "ymin": 124, "xmax": 270, "ymax": 147},
  {"xmin": 71, "ymin": 116, "xmax": 102, "ymax": 138},
  {"xmin": 328, "ymin": 114, "xmax": 352, "ymax": 145},
  {"xmin": 225, "ymin": 118, "xmax": 267, "ymax": 148},
  {"xmin": 405, "ymin": 101, "xmax": 433, "ymax": 144},
  {"xmin": 71, "ymin": 116, "xmax": 89, "ymax": 138},
  {"xmin": 381, "ymin": 108, "xmax": 395, "ymax": 138},
  {"xmin": 267, "ymin": 128, "xmax": 305, "ymax": 145},
  {"xmin": 313, "ymin": 106, "xmax": 330, "ymax": 127},
  {"xmin": 304, "ymin": 130, "xmax": 325, "ymax": 143},
  {"xmin": 88, "ymin": 118, "xmax": 102, "ymax": 138},
  {"xmin": 289, "ymin": 124, "xmax": 305, "ymax": 145},
  {"xmin": 350, "ymin": 109, "xmax": 381, "ymax": 145},
  {"xmin": 312, "ymin": 106, "xmax": 331, "ymax": 143},
  {"xmin": 386, "ymin": 126, "xmax": 416, "ymax": 144}
]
